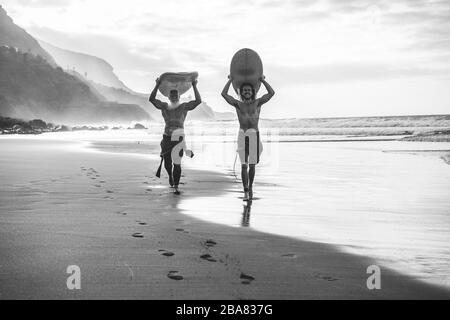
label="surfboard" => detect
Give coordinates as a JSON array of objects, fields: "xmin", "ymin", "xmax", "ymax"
[
  {"xmin": 158, "ymin": 72, "xmax": 198, "ymax": 97},
  {"xmin": 230, "ymin": 48, "xmax": 263, "ymax": 95}
]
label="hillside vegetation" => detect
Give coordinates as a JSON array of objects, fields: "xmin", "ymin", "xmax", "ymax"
[{"xmin": 0, "ymin": 46, "xmax": 150, "ymax": 124}]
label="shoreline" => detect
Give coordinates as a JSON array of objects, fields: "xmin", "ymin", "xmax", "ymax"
[{"xmin": 0, "ymin": 136, "xmax": 449, "ymax": 299}]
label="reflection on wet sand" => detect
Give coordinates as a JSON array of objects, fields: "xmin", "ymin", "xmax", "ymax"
[{"xmin": 241, "ymin": 200, "xmax": 252, "ymax": 227}]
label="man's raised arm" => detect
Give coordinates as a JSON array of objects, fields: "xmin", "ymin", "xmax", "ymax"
[
  {"xmin": 221, "ymin": 76, "xmax": 239, "ymax": 107},
  {"xmin": 258, "ymin": 76, "xmax": 275, "ymax": 106},
  {"xmin": 184, "ymin": 79, "xmax": 202, "ymax": 111},
  {"xmin": 149, "ymin": 78, "xmax": 166, "ymax": 110}
]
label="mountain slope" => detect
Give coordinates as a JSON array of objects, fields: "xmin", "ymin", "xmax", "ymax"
[
  {"xmin": 0, "ymin": 46, "xmax": 150, "ymax": 124},
  {"xmin": 0, "ymin": 5, "xmax": 55, "ymax": 66},
  {"xmin": 39, "ymin": 40, "xmax": 225, "ymax": 121},
  {"xmin": 91, "ymin": 81, "xmax": 233, "ymax": 121},
  {"xmin": 39, "ymin": 40, "xmax": 131, "ymax": 91},
  {"xmin": 0, "ymin": 5, "xmax": 232, "ymax": 123},
  {"xmin": 0, "ymin": 7, "xmax": 150, "ymax": 124}
]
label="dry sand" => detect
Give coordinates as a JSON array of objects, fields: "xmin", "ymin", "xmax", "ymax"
[{"xmin": 0, "ymin": 136, "xmax": 449, "ymax": 299}]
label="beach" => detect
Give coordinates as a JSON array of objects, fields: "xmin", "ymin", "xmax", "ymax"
[
  {"xmin": 2, "ymin": 0, "xmax": 450, "ymax": 302},
  {"xmin": 0, "ymin": 131, "xmax": 449, "ymax": 299}
]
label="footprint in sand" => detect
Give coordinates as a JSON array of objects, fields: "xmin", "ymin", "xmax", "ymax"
[
  {"xmin": 106, "ymin": 190, "xmax": 114, "ymax": 194},
  {"xmin": 136, "ymin": 221, "xmax": 148, "ymax": 226},
  {"xmin": 200, "ymin": 254, "xmax": 217, "ymax": 262},
  {"xmin": 132, "ymin": 232, "xmax": 144, "ymax": 238},
  {"xmin": 100, "ymin": 180, "xmax": 106, "ymax": 183},
  {"xmin": 116, "ymin": 211, "xmax": 127, "ymax": 215},
  {"xmin": 204, "ymin": 239, "xmax": 217, "ymax": 247},
  {"xmin": 240, "ymin": 272, "xmax": 255, "ymax": 285},
  {"xmin": 95, "ymin": 184, "xmax": 102, "ymax": 188},
  {"xmin": 314, "ymin": 273, "xmax": 339, "ymax": 281},
  {"xmin": 281, "ymin": 253, "xmax": 297, "ymax": 258},
  {"xmin": 158, "ymin": 249, "xmax": 175, "ymax": 257},
  {"xmin": 167, "ymin": 270, "xmax": 183, "ymax": 281},
  {"xmin": 176, "ymin": 228, "xmax": 189, "ymax": 234}
]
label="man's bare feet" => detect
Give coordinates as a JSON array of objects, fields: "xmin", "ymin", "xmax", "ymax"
[{"xmin": 174, "ymin": 185, "xmax": 180, "ymax": 195}]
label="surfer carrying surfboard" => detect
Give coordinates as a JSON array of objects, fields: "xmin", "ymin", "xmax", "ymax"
[
  {"xmin": 149, "ymin": 75, "xmax": 201, "ymax": 194},
  {"xmin": 221, "ymin": 75, "xmax": 275, "ymax": 200}
]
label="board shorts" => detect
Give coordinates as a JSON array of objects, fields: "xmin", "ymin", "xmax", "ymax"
[
  {"xmin": 161, "ymin": 134, "xmax": 184, "ymax": 163},
  {"xmin": 156, "ymin": 134, "xmax": 184, "ymax": 178},
  {"xmin": 237, "ymin": 129, "xmax": 263, "ymax": 165}
]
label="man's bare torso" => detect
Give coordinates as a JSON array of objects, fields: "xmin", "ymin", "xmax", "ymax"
[
  {"xmin": 236, "ymin": 99, "xmax": 261, "ymax": 131},
  {"xmin": 161, "ymin": 103, "xmax": 188, "ymax": 136}
]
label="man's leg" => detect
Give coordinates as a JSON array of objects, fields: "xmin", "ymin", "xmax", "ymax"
[
  {"xmin": 163, "ymin": 152, "xmax": 174, "ymax": 186},
  {"xmin": 241, "ymin": 164, "xmax": 249, "ymax": 200},
  {"xmin": 248, "ymin": 164, "xmax": 256, "ymax": 199},
  {"xmin": 173, "ymin": 164, "xmax": 181, "ymax": 194}
]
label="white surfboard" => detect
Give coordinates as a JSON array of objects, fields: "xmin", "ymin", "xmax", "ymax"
[{"xmin": 158, "ymin": 72, "xmax": 198, "ymax": 97}]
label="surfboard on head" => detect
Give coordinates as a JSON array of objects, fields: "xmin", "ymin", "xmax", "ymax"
[
  {"xmin": 158, "ymin": 72, "xmax": 198, "ymax": 98},
  {"xmin": 230, "ymin": 48, "xmax": 263, "ymax": 96}
]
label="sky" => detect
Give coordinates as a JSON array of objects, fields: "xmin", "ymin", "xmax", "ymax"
[{"xmin": 2, "ymin": 0, "xmax": 450, "ymax": 118}]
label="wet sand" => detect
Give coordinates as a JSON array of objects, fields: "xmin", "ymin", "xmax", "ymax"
[
  {"xmin": 182, "ymin": 139, "xmax": 450, "ymax": 287},
  {"xmin": 0, "ymin": 136, "xmax": 449, "ymax": 299}
]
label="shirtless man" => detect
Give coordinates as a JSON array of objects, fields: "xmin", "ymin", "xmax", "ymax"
[
  {"xmin": 149, "ymin": 77, "xmax": 201, "ymax": 194},
  {"xmin": 221, "ymin": 76, "xmax": 275, "ymax": 200}
]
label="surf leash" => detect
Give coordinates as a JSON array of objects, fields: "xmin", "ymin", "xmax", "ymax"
[{"xmin": 232, "ymin": 152, "xmax": 239, "ymax": 182}]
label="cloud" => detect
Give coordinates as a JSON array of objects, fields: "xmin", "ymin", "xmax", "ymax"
[
  {"xmin": 5, "ymin": 0, "xmax": 76, "ymax": 8},
  {"xmin": 2, "ymin": 0, "xmax": 450, "ymax": 116},
  {"xmin": 268, "ymin": 62, "xmax": 450, "ymax": 87},
  {"xmin": 377, "ymin": 3, "xmax": 450, "ymax": 59}
]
